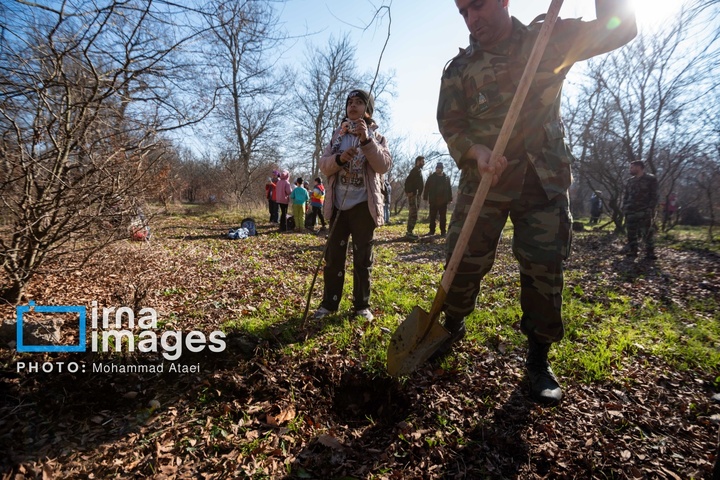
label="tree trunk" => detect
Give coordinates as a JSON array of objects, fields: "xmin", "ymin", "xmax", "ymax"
[{"xmin": 0, "ymin": 281, "xmax": 24, "ymax": 306}]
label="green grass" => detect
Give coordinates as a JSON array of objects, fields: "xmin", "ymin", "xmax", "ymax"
[
  {"xmin": 199, "ymin": 206, "xmax": 720, "ymax": 385},
  {"xmin": 575, "ymin": 215, "xmax": 720, "ymax": 253}
]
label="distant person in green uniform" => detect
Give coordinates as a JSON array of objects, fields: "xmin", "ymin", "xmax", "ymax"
[
  {"xmin": 622, "ymin": 160, "xmax": 658, "ymax": 259},
  {"xmin": 404, "ymin": 156, "xmax": 425, "ymax": 239}
]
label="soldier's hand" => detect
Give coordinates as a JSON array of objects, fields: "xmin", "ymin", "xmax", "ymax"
[{"xmin": 466, "ymin": 144, "xmax": 507, "ymax": 186}]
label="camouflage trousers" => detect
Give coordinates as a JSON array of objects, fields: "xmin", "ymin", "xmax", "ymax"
[
  {"xmin": 444, "ymin": 172, "xmax": 572, "ymax": 345},
  {"xmin": 406, "ymin": 192, "xmax": 421, "ymax": 234},
  {"xmin": 625, "ymin": 209, "xmax": 655, "ymax": 254}
]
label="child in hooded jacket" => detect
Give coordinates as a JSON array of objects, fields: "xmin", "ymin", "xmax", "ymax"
[
  {"xmin": 275, "ymin": 170, "xmax": 292, "ymax": 232},
  {"xmin": 313, "ymin": 89, "xmax": 392, "ymax": 321}
]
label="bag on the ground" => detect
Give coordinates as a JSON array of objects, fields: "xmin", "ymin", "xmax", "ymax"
[
  {"xmin": 227, "ymin": 227, "xmax": 249, "ymax": 239},
  {"xmin": 129, "ymin": 213, "xmax": 150, "ymax": 241},
  {"xmin": 286, "ymin": 215, "xmax": 295, "ymax": 230},
  {"xmin": 240, "ymin": 217, "xmax": 257, "ymax": 236},
  {"xmin": 305, "ymin": 210, "xmax": 316, "ymax": 228},
  {"xmin": 131, "ymin": 225, "xmax": 150, "ymax": 241}
]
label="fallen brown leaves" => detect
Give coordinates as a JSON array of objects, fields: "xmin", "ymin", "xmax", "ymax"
[{"xmin": 1, "ymin": 217, "xmax": 719, "ymax": 479}]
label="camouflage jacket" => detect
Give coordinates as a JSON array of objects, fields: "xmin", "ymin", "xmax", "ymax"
[
  {"xmin": 623, "ymin": 174, "xmax": 658, "ymax": 213},
  {"xmin": 437, "ymin": 13, "xmax": 636, "ymax": 201}
]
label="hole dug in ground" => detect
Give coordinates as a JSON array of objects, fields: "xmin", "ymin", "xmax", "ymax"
[{"xmin": 331, "ymin": 369, "xmax": 410, "ymax": 424}]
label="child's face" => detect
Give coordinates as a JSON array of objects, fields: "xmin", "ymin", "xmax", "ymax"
[{"xmin": 346, "ymin": 97, "xmax": 367, "ymax": 121}]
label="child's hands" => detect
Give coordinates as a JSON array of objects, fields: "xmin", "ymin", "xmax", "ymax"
[
  {"xmin": 340, "ymin": 147, "xmax": 358, "ymax": 164},
  {"xmin": 355, "ymin": 119, "xmax": 369, "ymax": 142}
]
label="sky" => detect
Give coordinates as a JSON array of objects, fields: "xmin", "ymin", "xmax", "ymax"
[{"xmin": 276, "ymin": 0, "xmax": 685, "ymax": 153}]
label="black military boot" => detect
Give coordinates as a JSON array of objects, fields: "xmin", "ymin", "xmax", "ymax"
[
  {"xmin": 429, "ymin": 315, "xmax": 466, "ymax": 360},
  {"xmin": 620, "ymin": 244, "xmax": 637, "ymax": 257},
  {"xmin": 526, "ymin": 338, "xmax": 563, "ymax": 406}
]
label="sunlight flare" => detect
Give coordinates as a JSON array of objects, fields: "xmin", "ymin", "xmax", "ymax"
[{"xmin": 630, "ymin": 0, "xmax": 684, "ymax": 28}]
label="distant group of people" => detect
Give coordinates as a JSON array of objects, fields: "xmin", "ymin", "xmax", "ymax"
[
  {"xmin": 265, "ymin": 173, "xmax": 327, "ymax": 233},
  {"xmin": 403, "ymin": 156, "xmax": 453, "ymax": 238}
]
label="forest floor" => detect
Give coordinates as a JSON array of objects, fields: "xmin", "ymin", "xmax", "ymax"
[{"xmin": 1, "ymin": 210, "xmax": 719, "ymax": 479}]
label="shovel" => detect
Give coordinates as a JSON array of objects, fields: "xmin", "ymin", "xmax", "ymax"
[{"xmin": 387, "ymin": 0, "xmax": 565, "ymax": 377}]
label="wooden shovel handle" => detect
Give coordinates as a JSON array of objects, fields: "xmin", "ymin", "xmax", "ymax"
[{"xmin": 432, "ymin": 0, "xmax": 565, "ymax": 318}]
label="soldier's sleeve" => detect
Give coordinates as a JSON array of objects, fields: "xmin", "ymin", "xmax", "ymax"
[
  {"xmin": 650, "ymin": 176, "xmax": 659, "ymax": 209},
  {"xmin": 437, "ymin": 59, "xmax": 475, "ymax": 169},
  {"xmin": 595, "ymin": 0, "xmax": 637, "ymax": 48},
  {"xmin": 622, "ymin": 180, "xmax": 630, "ymax": 212},
  {"xmin": 545, "ymin": 1, "xmax": 637, "ymax": 67}
]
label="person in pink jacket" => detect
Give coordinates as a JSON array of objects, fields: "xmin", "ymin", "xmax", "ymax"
[
  {"xmin": 275, "ymin": 169, "xmax": 292, "ymax": 232},
  {"xmin": 313, "ymin": 89, "xmax": 392, "ymax": 321}
]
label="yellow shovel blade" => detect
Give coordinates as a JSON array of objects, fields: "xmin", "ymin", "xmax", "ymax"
[{"xmin": 387, "ymin": 306, "xmax": 450, "ymax": 377}]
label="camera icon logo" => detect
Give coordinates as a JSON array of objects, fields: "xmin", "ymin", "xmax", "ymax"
[{"xmin": 16, "ymin": 301, "xmax": 87, "ymax": 353}]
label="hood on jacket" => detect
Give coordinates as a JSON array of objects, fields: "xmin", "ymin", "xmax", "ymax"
[{"xmin": 279, "ymin": 170, "xmax": 290, "ymax": 180}]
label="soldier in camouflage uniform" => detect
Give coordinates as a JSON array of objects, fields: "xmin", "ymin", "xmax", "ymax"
[
  {"xmin": 622, "ymin": 160, "xmax": 658, "ymax": 259},
  {"xmin": 435, "ymin": 0, "xmax": 637, "ymax": 405},
  {"xmin": 404, "ymin": 156, "xmax": 425, "ymax": 238}
]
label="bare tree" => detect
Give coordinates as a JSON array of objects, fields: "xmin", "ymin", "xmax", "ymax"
[
  {"xmin": 214, "ymin": 100, "xmax": 285, "ymax": 205},
  {"xmin": 566, "ymin": 4, "xmax": 720, "ymax": 231},
  {"xmin": 290, "ymin": 0, "xmax": 397, "ymax": 180},
  {"xmin": 293, "ymin": 35, "xmax": 360, "ymax": 179},
  {"xmin": 689, "ymin": 155, "xmax": 720, "ymax": 240},
  {"xmin": 197, "ymin": 0, "xmax": 288, "ymax": 204},
  {"xmin": 0, "ymin": 0, "xmax": 208, "ymax": 304}
]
